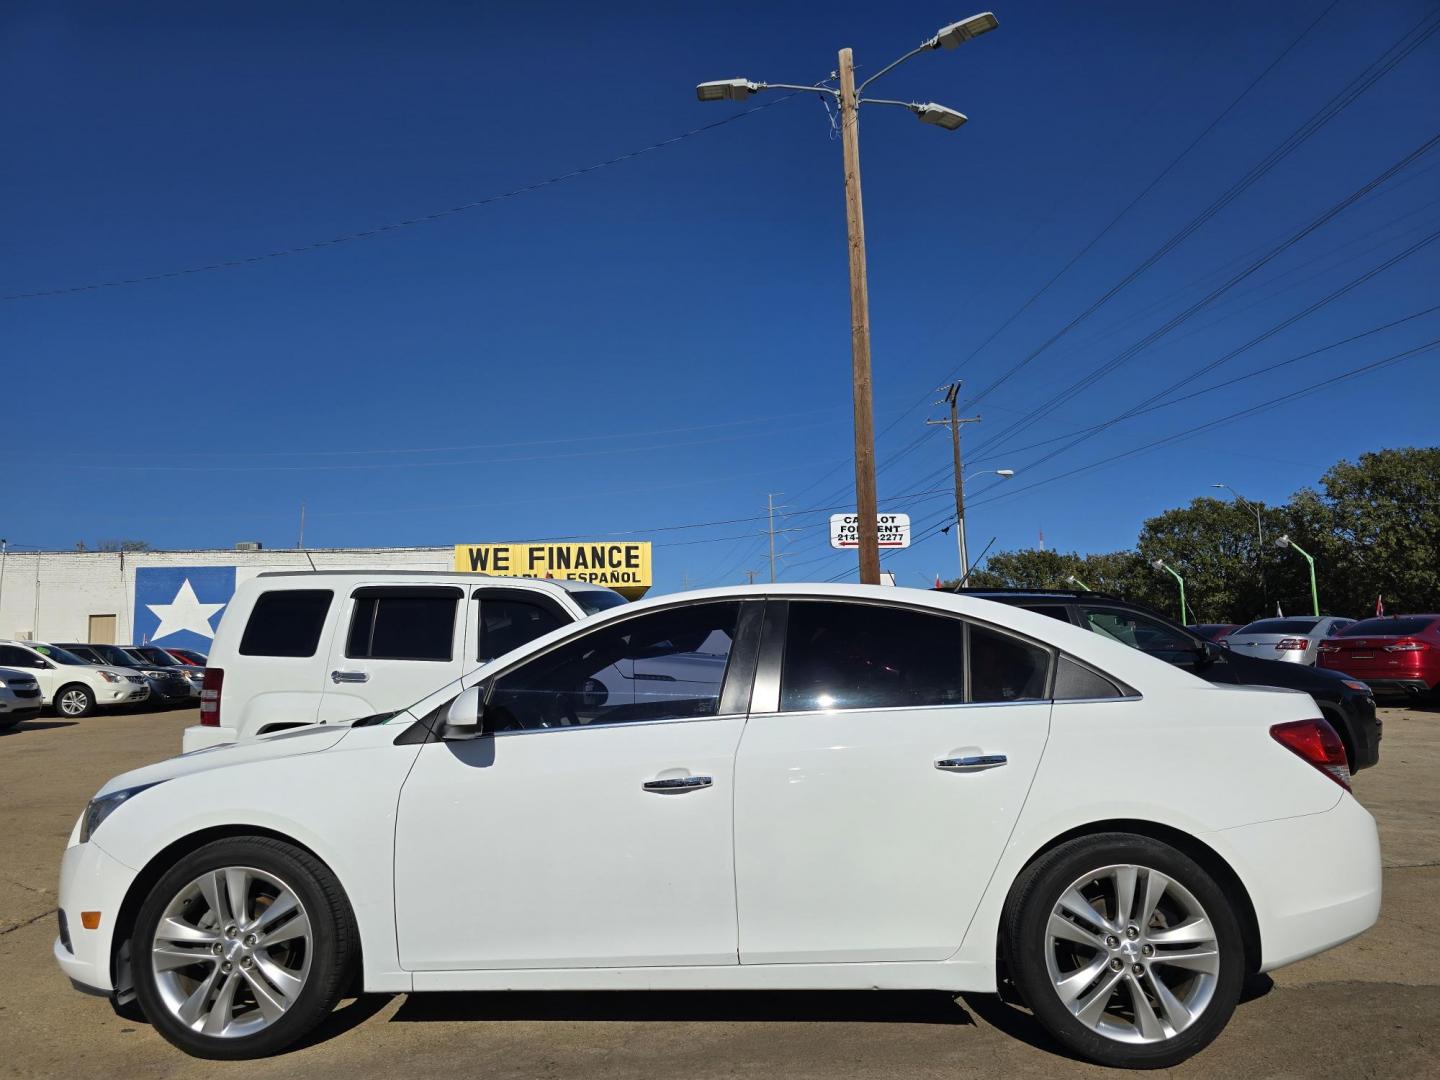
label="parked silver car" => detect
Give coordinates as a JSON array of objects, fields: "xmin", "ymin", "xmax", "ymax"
[{"xmin": 1226, "ymin": 615, "xmax": 1355, "ymax": 666}]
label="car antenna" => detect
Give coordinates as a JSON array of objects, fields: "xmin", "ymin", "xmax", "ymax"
[{"xmin": 952, "ymin": 536, "xmax": 996, "ymax": 592}]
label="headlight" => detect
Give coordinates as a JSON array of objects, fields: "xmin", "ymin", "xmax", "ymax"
[
  {"xmin": 96, "ymin": 670, "xmax": 124, "ymax": 683},
  {"xmin": 142, "ymin": 670, "xmax": 166, "ymax": 679},
  {"xmin": 79, "ymin": 783, "xmax": 161, "ymax": 843},
  {"xmin": 0, "ymin": 677, "xmax": 7, "ymax": 688}
]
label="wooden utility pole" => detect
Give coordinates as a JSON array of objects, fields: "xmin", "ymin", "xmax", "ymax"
[
  {"xmin": 837, "ymin": 47, "xmax": 880, "ymax": 585},
  {"xmin": 927, "ymin": 382, "xmax": 981, "ymax": 580}
]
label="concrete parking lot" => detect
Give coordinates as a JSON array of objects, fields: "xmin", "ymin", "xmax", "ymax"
[{"xmin": 2, "ymin": 703, "xmax": 1436, "ymax": 1079}]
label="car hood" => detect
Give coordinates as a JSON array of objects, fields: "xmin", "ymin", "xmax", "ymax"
[{"xmin": 96, "ymin": 723, "xmax": 350, "ymax": 797}]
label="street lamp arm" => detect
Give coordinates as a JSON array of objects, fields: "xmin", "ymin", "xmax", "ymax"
[
  {"xmin": 758, "ymin": 82, "xmax": 840, "ymax": 98},
  {"xmin": 856, "ymin": 44, "xmax": 932, "ymax": 94}
]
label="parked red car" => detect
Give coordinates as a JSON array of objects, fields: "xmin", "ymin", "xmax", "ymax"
[{"xmin": 1318, "ymin": 614, "xmax": 1440, "ymax": 698}]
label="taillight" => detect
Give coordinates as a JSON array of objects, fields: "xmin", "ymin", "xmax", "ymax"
[
  {"xmin": 1271, "ymin": 719, "xmax": 1351, "ymax": 790},
  {"xmin": 200, "ymin": 668, "xmax": 223, "ymax": 727},
  {"xmin": 1383, "ymin": 639, "xmax": 1429, "ymax": 652},
  {"xmin": 1275, "ymin": 638, "xmax": 1310, "ymax": 651}
]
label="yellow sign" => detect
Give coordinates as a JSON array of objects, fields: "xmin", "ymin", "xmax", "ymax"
[{"xmin": 453, "ymin": 542, "xmax": 652, "ymax": 600}]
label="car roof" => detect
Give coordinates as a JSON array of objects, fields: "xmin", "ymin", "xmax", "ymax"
[{"xmin": 249, "ymin": 569, "xmax": 614, "ymax": 594}]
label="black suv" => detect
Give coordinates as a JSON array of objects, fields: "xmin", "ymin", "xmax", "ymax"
[{"xmin": 958, "ymin": 589, "xmax": 1381, "ymax": 771}]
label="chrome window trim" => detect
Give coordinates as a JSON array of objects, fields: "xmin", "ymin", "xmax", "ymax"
[
  {"xmin": 480, "ymin": 711, "xmax": 741, "ymax": 739},
  {"xmin": 749, "ymin": 697, "xmax": 1058, "ymax": 721}
]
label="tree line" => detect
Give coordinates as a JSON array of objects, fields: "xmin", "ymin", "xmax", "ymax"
[{"xmin": 953, "ymin": 447, "xmax": 1440, "ymax": 624}]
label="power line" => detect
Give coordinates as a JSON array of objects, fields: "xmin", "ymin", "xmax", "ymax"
[{"xmin": 2, "ymin": 94, "xmax": 801, "ymax": 303}]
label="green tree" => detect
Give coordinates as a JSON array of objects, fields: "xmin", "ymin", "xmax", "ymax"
[{"xmin": 1136, "ymin": 497, "xmax": 1281, "ymax": 623}]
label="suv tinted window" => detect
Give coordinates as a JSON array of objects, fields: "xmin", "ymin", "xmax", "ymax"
[
  {"xmin": 487, "ymin": 601, "xmax": 740, "ymax": 731},
  {"xmin": 780, "ymin": 601, "xmax": 966, "ymax": 712},
  {"xmin": 0, "ymin": 645, "xmax": 39, "ymax": 667},
  {"xmin": 239, "ymin": 590, "xmax": 335, "ymax": 658},
  {"xmin": 479, "ymin": 599, "xmax": 565, "ymax": 660},
  {"xmin": 347, "ymin": 587, "xmax": 459, "ymax": 662},
  {"xmin": 1080, "ymin": 605, "xmax": 1199, "ymax": 665}
]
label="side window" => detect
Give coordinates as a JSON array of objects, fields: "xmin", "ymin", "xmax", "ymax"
[
  {"xmin": 780, "ymin": 601, "xmax": 966, "ymax": 712},
  {"xmin": 346, "ymin": 587, "xmax": 460, "ymax": 662},
  {"xmin": 1080, "ymin": 606, "xmax": 1197, "ymax": 666},
  {"xmin": 1053, "ymin": 655, "xmax": 1127, "ymax": 700},
  {"xmin": 969, "ymin": 623, "xmax": 1051, "ymax": 703},
  {"xmin": 1021, "ymin": 604, "xmax": 1073, "ymax": 623},
  {"xmin": 478, "ymin": 599, "xmax": 566, "ymax": 661},
  {"xmin": 486, "ymin": 601, "xmax": 740, "ymax": 731},
  {"xmin": 240, "ymin": 590, "xmax": 335, "ymax": 657},
  {"xmin": 0, "ymin": 645, "xmax": 38, "ymax": 667}
]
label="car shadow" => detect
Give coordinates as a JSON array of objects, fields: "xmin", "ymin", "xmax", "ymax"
[
  {"xmin": 391, "ymin": 988, "xmax": 974, "ymax": 1026},
  {"xmin": 288, "ymin": 994, "xmax": 396, "ymax": 1050},
  {"xmin": 0, "ymin": 721, "xmax": 77, "ymax": 736}
]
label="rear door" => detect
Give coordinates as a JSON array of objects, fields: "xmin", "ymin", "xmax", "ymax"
[
  {"xmin": 316, "ymin": 584, "xmax": 465, "ymax": 723},
  {"xmin": 224, "ymin": 586, "xmax": 341, "ymax": 734},
  {"xmin": 733, "ymin": 599, "xmax": 1053, "ymax": 964}
]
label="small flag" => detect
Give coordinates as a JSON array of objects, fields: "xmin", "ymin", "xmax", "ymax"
[
  {"xmin": 935, "ymin": 575, "xmax": 943, "ymax": 589},
  {"xmin": 1376, "ymin": 595, "xmax": 1385, "ymax": 617}
]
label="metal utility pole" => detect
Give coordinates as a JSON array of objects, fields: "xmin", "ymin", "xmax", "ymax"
[
  {"xmin": 298, "ymin": 502, "xmax": 306, "ymax": 549},
  {"xmin": 766, "ymin": 493, "xmax": 786, "ymax": 583},
  {"xmin": 695, "ymin": 12, "xmax": 998, "ymax": 587},
  {"xmin": 927, "ymin": 383, "xmax": 982, "ymax": 579},
  {"xmin": 1213, "ymin": 483, "xmax": 1266, "ymax": 612}
]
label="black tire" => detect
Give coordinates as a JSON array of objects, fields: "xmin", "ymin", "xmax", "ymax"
[
  {"xmin": 132, "ymin": 837, "xmax": 358, "ymax": 1059},
  {"xmin": 1003, "ymin": 832, "xmax": 1245, "ymax": 1070},
  {"xmin": 54, "ymin": 683, "xmax": 96, "ymax": 718}
]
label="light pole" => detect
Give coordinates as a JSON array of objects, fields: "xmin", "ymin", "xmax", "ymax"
[
  {"xmin": 1153, "ymin": 558, "xmax": 1188, "ymax": 623},
  {"xmin": 698, "ymin": 12, "xmax": 998, "ymax": 584},
  {"xmin": 1275, "ymin": 534, "xmax": 1320, "ymax": 617},
  {"xmin": 1066, "ymin": 574, "xmax": 1092, "ymax": 592},
  {"xmin": 939, "ymin": 465, "xmax": 1014, "ymax": 578},
  {"xmin": 1213, "ymin": 482, "xmax": 1267, "ymax": 612}
]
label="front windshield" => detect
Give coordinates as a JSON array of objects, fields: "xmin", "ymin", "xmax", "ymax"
[
  {"xmin": 571, "ymin": 589, "xmax": 629, "ymax": 616},
  {"xmin": 33, "ymin": 644, "xmax": 93, "ymax": 666},
  {"xmin": 130, "ymin": 646, "xmax": 175, "ymax": 665}
]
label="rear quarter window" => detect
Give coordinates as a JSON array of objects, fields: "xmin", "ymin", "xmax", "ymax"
[{"xmin": 239, "ymin": 590, "xmax": 335, "ymax": 658}]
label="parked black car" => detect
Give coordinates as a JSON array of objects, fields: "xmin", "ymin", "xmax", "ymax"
[
  {"xmin": 957, "ymin": 589, "xmax": 1381, "ymax": 771},
  {"xmin": 56, "ymin": 643, "xmax": 194, "ymax": 708}
]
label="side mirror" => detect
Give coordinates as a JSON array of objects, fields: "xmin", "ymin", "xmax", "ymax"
[{"xmin": 441, "ymin": 685, "xmax": 485, "ymax": 740}]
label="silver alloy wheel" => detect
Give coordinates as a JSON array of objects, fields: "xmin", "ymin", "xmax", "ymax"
[
  {"xmin": 58, "ymin": 689, "xmax": 90, "ymax": 716},
  {"xmin": 150, "ymin": 866, "xmax": 313, "ymax": 1038},
  {"xmin": 1044, "ymin": 863, "xmax": 1220, "ymax": 1045}
]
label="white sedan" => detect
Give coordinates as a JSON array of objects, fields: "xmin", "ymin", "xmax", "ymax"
[{"xmin": 54, "ymin": 585, "xmax": 1379, "ymax": 1068}]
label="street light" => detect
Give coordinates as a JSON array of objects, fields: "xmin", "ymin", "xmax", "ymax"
[
  {"xmin": 941, "ymin": 465, "xmax": 1014, "ymax": 580},
  {"xmin": 1213, "ymin": 482, "xmax": 1267, "ymax": 611},
  {"xmin": 1066, "ymin": 574, "xmax": 1092, "ymax": 592},
  {"xmin": 1152, "ymin": 558, "xmax": 1188, "ymax": 623},
  {"xmin": 1275, "ymin": 534, "xmax": 1320, "ymax": 617},
  {"xmin": 697, "ymin": 13, "xmax": 998, "ymax": 584}
]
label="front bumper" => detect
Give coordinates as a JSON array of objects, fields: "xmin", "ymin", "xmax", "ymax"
[
  {"xmin": 98, "ymin": 684, "xmax": 149, "ymax": 706},
  {"xmin": 54, "ymin": 838, "xmax": 138, "ymax": 994},
  {"xmin": 1221, "ymin": 792, "xmax": 1381, "ymax": 973},
  {"xmin": 181, "ymin": 723, "xmax": 236, "ymax": 753}
]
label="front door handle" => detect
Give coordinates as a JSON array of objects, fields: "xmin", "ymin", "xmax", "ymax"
[
  {"xmin": 935, "ymin": 754, "xmax": 1008, "ymax": 772},
  {"xmin": 330, "ymin": 670, "xmax": 369, "ymax": 684},
  {"xmin": 642, "ymin": 775, "xmax": 713, "ymax": 793}
]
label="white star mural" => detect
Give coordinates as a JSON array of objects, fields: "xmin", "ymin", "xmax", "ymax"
[{"xmin": 145, "ymin": 578, "xmax": 227, "ymax": 642}]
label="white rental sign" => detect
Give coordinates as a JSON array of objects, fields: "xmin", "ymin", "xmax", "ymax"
[{"xmin": 830, "ymin": 513, "xmax": 911, "ymax": 549}]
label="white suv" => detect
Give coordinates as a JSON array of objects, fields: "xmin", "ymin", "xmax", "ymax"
[
  {"xmin": 0, "ymin": 641, "xmax": 151, "ymax": 717},
  {"xmin": 182, "ymin": 571, "xmax": 627, "ymax": 752}
]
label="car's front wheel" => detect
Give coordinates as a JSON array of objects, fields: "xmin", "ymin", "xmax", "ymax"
[
  {"xmin": 1004, "ymin": 833, "xmax": 1245, "ymax": 1069},
  {"xmin": 55, "ymin": 684, "xmax": 95, "ymax": 717},
  {"xmin": 132, "ymin": 837, "xmax": 357, "ymax": 1058}
]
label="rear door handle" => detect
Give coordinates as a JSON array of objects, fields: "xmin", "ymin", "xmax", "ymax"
[
  {"xmin": 642, "ymin": 775, "xmax": 713, "ymax": 793},
  {"xmin": 935, "ymin": 754, "xmax": 1008, "ymax": 772},
  {"xmin": 330, "ymin": 670, "xmax": 369, "ymax": 684}
]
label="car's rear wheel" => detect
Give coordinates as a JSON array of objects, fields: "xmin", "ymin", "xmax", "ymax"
[
  {"xmin": 55, "ymin": 684, "xmax": 95, "ymax": 717},
  {"xmin": 132, "ymin": 837, "xmax": 357, "ymax": 1059},
  {"xmin": 1004, "ymin": 833, "xmax": 1245, "ymax": 1069}
]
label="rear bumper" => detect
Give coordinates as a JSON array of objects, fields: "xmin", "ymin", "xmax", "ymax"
[
  {"xmin": 1221, "ymin": 793, "xmax": 1381, "ymax": 973},
  {"xmin": 1357, "ymin": 678, "xmax": 1433, "ymax": 696},
  {"xmin": 181, "ymin": 723, "xmax": 236, "ymax": 753}
]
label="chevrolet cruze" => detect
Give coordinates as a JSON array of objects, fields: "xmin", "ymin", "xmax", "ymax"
[{"xmin": 55, "ymin": 585, "xmax": 1379, "ymax": 1068}]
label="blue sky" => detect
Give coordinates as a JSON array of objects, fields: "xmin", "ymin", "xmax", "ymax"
[{"xmin": 4, "ymin": 0, "xmax": 1438, "ymax": 593}]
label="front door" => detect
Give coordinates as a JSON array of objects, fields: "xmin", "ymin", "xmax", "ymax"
[
  {"xmin": 393, "ymin": 599, "xmax": 758, "ymax": 971},
  {"xmin": 734, "ymin": 599, "xmax": 1053, "ymax": 964}
]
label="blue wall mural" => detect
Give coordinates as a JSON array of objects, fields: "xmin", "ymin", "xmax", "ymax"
[{"xmin": 133, "ymin": 565, "xmax": 237, "ymax": 653}]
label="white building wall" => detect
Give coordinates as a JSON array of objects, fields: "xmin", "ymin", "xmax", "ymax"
[{"xmin": 0, "ymin": 547, "xmax": 452, "ymax": 644}]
